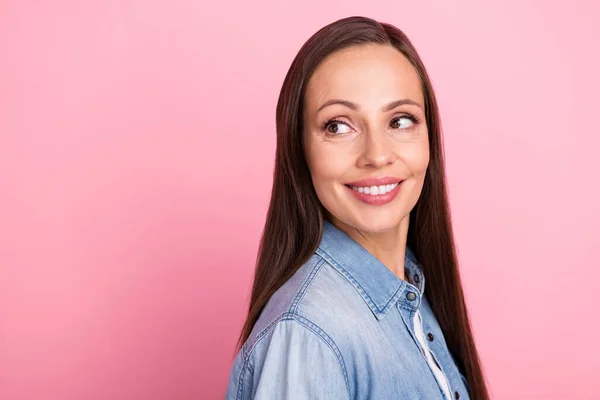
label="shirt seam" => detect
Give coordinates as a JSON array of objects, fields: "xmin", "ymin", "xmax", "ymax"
[
  {"xmin": 236, "ymin": 258, "xmax": 337, "ymax": 399},
  {"xmin": 289, "ymin": 258, "xmax": 326, "ymax": 314},
  {"xmin": 236, "ymin": 314, "xmax": 351, "ymax": 400},
  {"xmin": 286, "ymin": 314, "xmax": 351, "ymax": 399}
]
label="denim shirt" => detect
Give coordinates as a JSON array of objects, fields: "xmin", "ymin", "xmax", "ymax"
[{"xmin": 226, "ymin": 220, "xmax": 470, "ymax": 399}]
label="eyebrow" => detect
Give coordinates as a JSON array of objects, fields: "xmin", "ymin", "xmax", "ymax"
[{"xmin": 316, "ymin": 98, "xmax": 423, "ymax": 113}]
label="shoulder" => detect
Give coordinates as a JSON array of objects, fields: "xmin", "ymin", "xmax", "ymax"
[
  {"xmin": 226, "ymin": 254, "xmax": 361, "ymax": 399},
  {"xmin": 246, "ymin": 252, "xmax": 363, "ymax": 351},
  {"xmin": 226, "ymin": 260, "xmax": 353, "ymax": 399},
  {"xmin": 226, "ymin": 315, "xmax": 350, "ymax": 400}
]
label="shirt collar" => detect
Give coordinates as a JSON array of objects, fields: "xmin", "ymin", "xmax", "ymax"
[{"xmin": 316, "ymin": 219, "xmax": 425, "ymax": 320}]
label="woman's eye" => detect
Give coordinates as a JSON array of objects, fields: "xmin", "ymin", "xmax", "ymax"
[
  {"xmin": 325, "ymin": 121, "xmax": 352, "ymax": 135},
  {"xmin": 390, "ymin": 116, "xmax": 414, "ymax": 130}
]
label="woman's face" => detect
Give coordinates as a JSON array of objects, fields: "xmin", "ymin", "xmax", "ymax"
[{"xmin": 303, "ymin": 43, "xmax": 429, "ymax": 234}]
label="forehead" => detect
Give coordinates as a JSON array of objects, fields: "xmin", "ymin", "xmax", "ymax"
[{"xmin": 304, "ymin": 44, "xmax": 424, "ymax": 111}]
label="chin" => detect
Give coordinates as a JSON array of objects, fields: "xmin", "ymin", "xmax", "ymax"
[
  {"xmin": 360, "ymin": 218, "xmax": 403, "ymax": 233},
  {"xmin": 335, "ymin": 212, "xmax": 407, "ymax": 234}
]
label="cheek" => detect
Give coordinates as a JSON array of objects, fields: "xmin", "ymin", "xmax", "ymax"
[
  {"xmin": 402, "ymin": 134, "xmax": 430, "ymax": 174},
  {"xmin": 304, "ymin": 140, "xmax": 349, "ymax": 186}
]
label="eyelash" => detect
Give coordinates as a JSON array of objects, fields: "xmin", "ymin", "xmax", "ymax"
[{"xmin": 321, "ymin": 114, "xmax": 421, "ymax": 134}]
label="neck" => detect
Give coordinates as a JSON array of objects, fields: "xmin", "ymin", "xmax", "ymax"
[{"xmin": 329, "ymin": 214, "xmax": 410, "ymax": 281}]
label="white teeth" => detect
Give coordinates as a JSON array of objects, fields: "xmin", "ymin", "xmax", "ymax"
[{"xmin": 350, "ymin": 182, "xmax": 399, "ymax": 195}]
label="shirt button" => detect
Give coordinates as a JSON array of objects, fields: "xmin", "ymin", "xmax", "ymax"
[
  {"xmin": 427, "ymin": 333, "xmax": 434, "ymax": 341},
  {"xmin": 454, "ymin": 391, "xmax": 460, "ymax": 399},
  {"xmin": 414, "ymin": 274, "xmax": 420, "ymax": 283},
  {"xmin": 406, "ymin": 292, "xmax": 417, "ymax": 301}
]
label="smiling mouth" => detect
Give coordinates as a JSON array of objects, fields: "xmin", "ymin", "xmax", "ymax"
[{"xmin": 345, "ymin": 181, "xmax": 401, "ymax": 196}]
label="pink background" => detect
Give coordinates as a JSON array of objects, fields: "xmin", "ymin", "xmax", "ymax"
[{"xmin": 1, "ymin": 1, "xmax": 598, "ymax": 399}]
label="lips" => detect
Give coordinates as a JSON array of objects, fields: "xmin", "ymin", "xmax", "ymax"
[
  {"xmin": 345, "ymin": 176, "xmax": 403, "ymax": 187},
  {"xmin": 345, "ymin": 179, "xmax": 403, "ymax": 205}
]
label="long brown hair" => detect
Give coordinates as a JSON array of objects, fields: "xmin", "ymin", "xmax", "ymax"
[{"xmin": 235, "ymin": 16, "xmax": 490, "ymax": 400}]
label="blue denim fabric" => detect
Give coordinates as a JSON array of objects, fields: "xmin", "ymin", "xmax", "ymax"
[{"xmin": 226, "ymin": 220, "xmax": 470, "ymax": 399}]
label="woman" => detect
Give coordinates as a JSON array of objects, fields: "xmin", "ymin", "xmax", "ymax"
[{"xmin": 225, "ymin": 16, "xmax": 490, "ymax": 400}]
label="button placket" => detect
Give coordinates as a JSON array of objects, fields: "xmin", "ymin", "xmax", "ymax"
[
  {"xmin": 412, "ymin": 302, "xmax": 458, "ymax": 400},
  {"xmin": 419, "ymin": 311, "xmax": 467, "ymax": 399},
  {"xmin": 395, "ymin": 286, "xmax": 422, "ymax": 359}
]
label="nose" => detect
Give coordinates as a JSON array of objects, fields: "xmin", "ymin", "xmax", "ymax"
[{"xmin": 357, "ymin": 129, "xmax": 396, "ymax": 169}]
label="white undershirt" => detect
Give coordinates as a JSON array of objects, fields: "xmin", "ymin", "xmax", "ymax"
[{"xmin": 413, "ymin": 309, "xmax": 453, "ymax": 400}]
